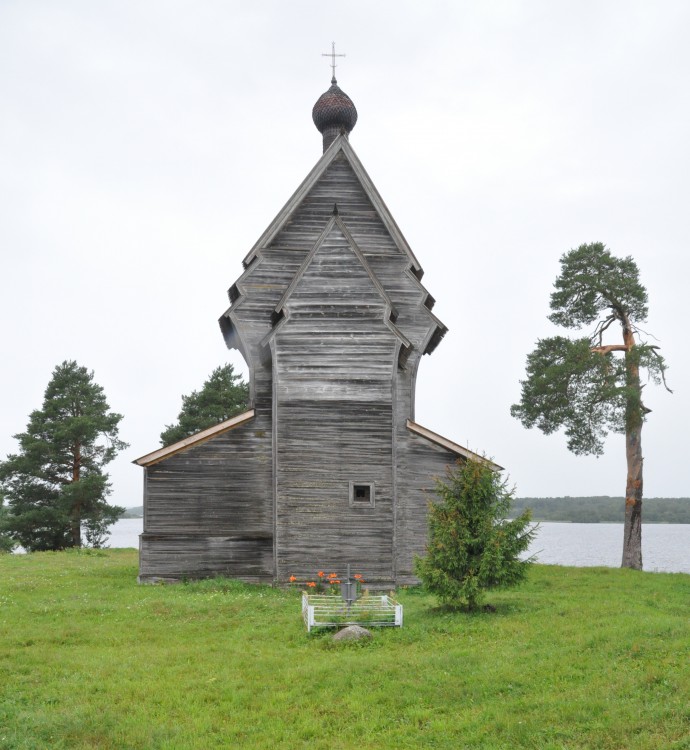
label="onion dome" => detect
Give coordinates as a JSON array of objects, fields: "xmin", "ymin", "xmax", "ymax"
[{"xmin": 312, "ymin": 76, "xmax": 358, "ymax": 152}]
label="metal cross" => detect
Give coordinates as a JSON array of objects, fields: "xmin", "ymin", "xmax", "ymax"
[{"xmin": 322, "ymin": 41, "xmax": 345, "ymax": 79}]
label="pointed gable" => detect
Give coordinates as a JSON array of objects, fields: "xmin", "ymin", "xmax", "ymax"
[
  {"xmin": 266, "ymin": 217, "xmax": 411, "ymax": 401},
  {"xmin": 264, "ymin": 214, "xmax": 410, "ymax": 354},
  {"xmin": 221, "ymin": 137, "xmax": 445, "ymax": 360},
  {"xmin": 243, "ymin": 137, "xmax": 422, "ymax": 271}
]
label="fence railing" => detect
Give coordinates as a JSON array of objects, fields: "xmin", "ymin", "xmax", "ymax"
[{"xmin": 301, "ymin": 592, "xmax": 403, "ymax": 632}]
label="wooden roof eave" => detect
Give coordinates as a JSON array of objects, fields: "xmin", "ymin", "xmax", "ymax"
[
  {"xmin": 401, "ymin": 265, "xmax": 446, "ymax": 332},
  {"xmin": 422, "ymin": 322, "xmax": 448, "ymax": 356},
  {"xmin": 406, "ymin": 420, "xmax": 503, "ymax": 471},
  {"xmin": 220, "ymin": 243, "xmax": 269, "ymax": 318},
  {"xmin": 133, "ymin": 410, "xmax": 256, "ymax": 467},
  {"xmin": 218, "ymin": 312, "xmax": 253, "ymax": 364}
]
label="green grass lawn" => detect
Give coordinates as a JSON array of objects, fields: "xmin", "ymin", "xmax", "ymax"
[{"xmin": 0, "ymin": 550, "xmax": 688, "ymax": 750}]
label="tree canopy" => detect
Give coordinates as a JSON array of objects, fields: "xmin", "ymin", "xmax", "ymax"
[
  {"xmin": 414, "ymin": 459, "xmax": 535, "ymax": 611},
  {"xmin": 160, "ymin": 364, "xmax": 249, "ymax": 447},
  {"xmin": 511, "ymin": 243, "xmax": 670, "ymax": 569},
  {"xmin": 0, "ymin": 361, "xmax": 128, "ymax": 551}
]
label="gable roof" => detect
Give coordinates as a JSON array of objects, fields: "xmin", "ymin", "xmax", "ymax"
[
  {"xmin": 242, "ymin": 135, "xmax": 423, "ymax": 274},
  {"xmin": 133, "ymin": 409, "xmax": 256, "ymax": 467},
  {"xmin": 261, "ymin": 214, "xmax": 412, "ymax": 359},
  {"xmin": 406, "ymin": 420, "xmax": 503, "ymax": 471},
  {"xmin": 220, "ymin": 133, "xmax": 447, "ymax": 359}
]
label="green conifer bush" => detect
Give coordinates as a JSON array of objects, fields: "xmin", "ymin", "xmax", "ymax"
[{"xmin": 415, "ymin": 459, "xmax": 536, "ymax": 611}]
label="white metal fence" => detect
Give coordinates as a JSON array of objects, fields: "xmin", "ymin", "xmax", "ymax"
[{"xmin": 301, "ymin": 592, "xmax": 403, "ymax": 632}]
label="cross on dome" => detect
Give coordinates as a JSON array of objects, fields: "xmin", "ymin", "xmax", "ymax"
[{"xmin": 321, "ymin": 41, "xmax": 346, "ymax": 83}]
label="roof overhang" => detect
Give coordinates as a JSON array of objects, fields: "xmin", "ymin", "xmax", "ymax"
[
  {"xmin": 406, "ymin": 419, "xmax": 503, "ymax": 471},
  {"xmin": 133, "ymin": 409, "xmax": 256, "ymax": 467}
]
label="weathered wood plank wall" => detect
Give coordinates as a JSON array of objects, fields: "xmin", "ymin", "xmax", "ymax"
[
  {"xmin": 139, "ymin": 416, "xmax": 273, "ymax": 582},
  {"xmin": 271, "ymin": 224, "xmax": 400, "ymax": 582},
  {"xmin": 395, "ymin": 428, "xmax": 460, "ymax": 583}
]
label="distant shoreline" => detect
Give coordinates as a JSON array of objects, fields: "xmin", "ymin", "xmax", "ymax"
[{"xmin": 509, "ymin": 497, "xmax": 690, "ymax": 524}]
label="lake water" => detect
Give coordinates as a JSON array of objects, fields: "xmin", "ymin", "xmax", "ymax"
[
  {"xmin": 106, "ymin": 518, "xmax": 690, "ymax": 574},
  {"xmin": 527, "ymin": 522, "xmax": 689, "ymax": 573}
]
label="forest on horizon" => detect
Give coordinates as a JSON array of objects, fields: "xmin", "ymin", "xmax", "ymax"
[{"xmin": 509, "ymin": 496, "xmax": 690, "ymax": 524}]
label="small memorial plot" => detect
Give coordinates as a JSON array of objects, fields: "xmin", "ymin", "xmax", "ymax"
[
  {"xmin": 301, "ymin": 592, "xmax": 402, "ymax": 632},
  {"xmin": 293, "ymin": 566, "xmax": 404, "ymax": 632}
]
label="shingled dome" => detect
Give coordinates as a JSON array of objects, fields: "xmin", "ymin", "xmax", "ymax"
[{"xmin": 312, "ymin": 77, "xmax": 358, "ymax": 152}]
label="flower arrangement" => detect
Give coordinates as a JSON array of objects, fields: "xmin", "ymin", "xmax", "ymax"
[{"xmin": 288, "ymin": 570, "xmax": 365, "ymax": 595}]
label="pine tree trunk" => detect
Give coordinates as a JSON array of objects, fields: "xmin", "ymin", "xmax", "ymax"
[
  {"xmin": 622, "ymin": 422, "xmax": 643, "ymax": 569},
  {"xmin": 621, "ymin": 333, "xmax": 643, "ymax": 570},
  {"xmin": 70, "ymin": 508, "xmax": 81, "ymax": 548}
]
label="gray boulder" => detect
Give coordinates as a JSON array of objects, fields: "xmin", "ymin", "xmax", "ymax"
[{"xmin": 332, "ymin": 625, "xmax": 373, "ymax": 642}]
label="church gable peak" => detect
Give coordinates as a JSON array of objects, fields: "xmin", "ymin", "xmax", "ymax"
[
  {"xmin": 222, "ymin": 139, "xmax": 447, "ymax": 364},
  {"xmin": 242, "ymin": 139, "xmax": 422, "ymax": 274}
]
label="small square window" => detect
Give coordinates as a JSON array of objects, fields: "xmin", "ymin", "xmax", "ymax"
[
  {"xmin": 349, "ymin": 482, "xmax": 375, "ymax": 508},
  {"xmin": 355, "ymin": 485, "xmax": 369, "ymax": 501}
]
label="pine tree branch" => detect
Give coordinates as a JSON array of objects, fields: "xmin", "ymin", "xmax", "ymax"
[
  {"xmin": 648, "ymin": 347, "xmax": 673, "ymax": 393},
  {"xmin": 590, "ymin": 344, "xmax": 629, "ymax": 355},
  {"xmin": 593, "ymin": 314, "xmax": 618, "ymax": 346}
]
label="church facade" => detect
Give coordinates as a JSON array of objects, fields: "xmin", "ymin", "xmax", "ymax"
[{"xmin": 134, "ymin": 76, "xmax": 497, "ymax": 585}]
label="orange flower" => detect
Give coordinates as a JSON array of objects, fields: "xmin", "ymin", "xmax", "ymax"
[
  {"xmin": 306, "ymin": 581, "xmax": 317, "ymax": 588},
  {"xmin": 354, "ymin": 574, "xmax": 362, "ymax": 580},
  {"xmin": 317, "ymin": 571, "xmax": 324, "ymax": 578},
  {"xmin": 329, "ymin": 579, "xmax": 341, "ymax": 585},
  {"xmin": 289, "ymin": 575, "xmax": 297, "ymax": 582},
  {"xmin": 328, "ymin": 573, "xmax": 337, "ymax": 579}
]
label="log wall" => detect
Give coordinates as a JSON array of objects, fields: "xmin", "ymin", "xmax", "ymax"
[
  {"xmin": 272, "ymin": 223, "xmax": 399, "ymax": 582},
  {"xmin": 139, "ymin": 414, "xmax": 273, "ymax": 582},
  {"xmin": 395, "ymin": 427, "xmax": 461, "ymax": 583}
]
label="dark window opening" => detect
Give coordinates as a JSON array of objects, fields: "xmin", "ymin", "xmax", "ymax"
[
  {"xmin": 354, "ymin": 485, "xmax": 370, "ymax": 502},
  {"xmin": 350, "ymin": 482, "xmax": 375, "ymax": 507}
]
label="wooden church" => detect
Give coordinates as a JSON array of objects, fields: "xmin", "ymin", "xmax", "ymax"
[{"xmin": 134, "ymin": 72, "xmax": 498, "ymax": 585}]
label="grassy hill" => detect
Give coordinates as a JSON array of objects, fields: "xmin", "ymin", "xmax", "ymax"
[{"xmin": 0, "ymin": 550, "xmax": 688, "ymax": 749}]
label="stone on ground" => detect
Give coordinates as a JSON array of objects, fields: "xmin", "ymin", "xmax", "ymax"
[{"xmin": 333, "ymin": 625, "xmax": 373, "ymax": 642}]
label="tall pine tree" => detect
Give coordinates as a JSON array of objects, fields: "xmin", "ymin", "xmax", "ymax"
[
  {"xmin": 0, "ymin": 361, "xmax": 128, "ymax": 551},
  {"xmin": 511, "ymin": 243, "xmax": 671, "ymax": 569}
]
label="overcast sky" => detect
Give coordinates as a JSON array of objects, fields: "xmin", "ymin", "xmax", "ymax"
[{"xmin": 1, "ymin": 1, "xmax": 688, "ymax": 509}]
